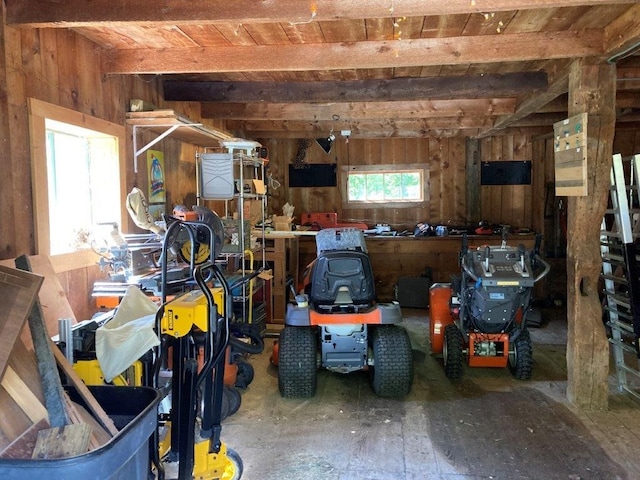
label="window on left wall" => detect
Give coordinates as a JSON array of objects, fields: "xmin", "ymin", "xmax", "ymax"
[
  {"xmin": 45, "ymin": 120, "xmax": 121, "ymax": 254},
  {"xmin": 29, "ymin": 98, "xmax": 126, "ymax": 266}
]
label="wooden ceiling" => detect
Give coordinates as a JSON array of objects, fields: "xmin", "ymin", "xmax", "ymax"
[{"xmin": 7, "ymin": 0, "xmax": 640, "ymax": 139}]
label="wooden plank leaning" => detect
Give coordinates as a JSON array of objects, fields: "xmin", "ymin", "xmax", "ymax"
[
  {"xmin": 14, "ymin": 254, "xmax": 118, "ymax": 437},
  {"xmin": 14, "ymin": 254, "xmax": 69, "ymax": 428}
]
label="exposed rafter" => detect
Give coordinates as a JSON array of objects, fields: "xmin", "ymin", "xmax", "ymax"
[
  {"xmin": 7, "ymin": 0, "xmax": 637, "ymax": 27},
  {"xmin": 225, "ymin": 115, "xmax": 511, "ymax": 140},
  {"xmin": 603, "ymin": 4, "xmax": 640, "ymax": 62},
  {"xmin": 200, "ymin": 98, "xmax": 517, "ymax": 121},
  {"xmin": 477, "ymin": 63, "xmax": 573, "ymax": 138},
  {"xmin": 103, "ymin": 31, "xmax": 602, "ymax": 74},
  {"xmin": 7, "ymin": 0, "xmax": 636, "ymax": 138},
  {"xmin": 166, "ymin": 73, "xmax": 548, "ymax": 103}
]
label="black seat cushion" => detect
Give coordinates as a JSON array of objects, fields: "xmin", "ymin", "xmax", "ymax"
[{"xmin": 309, "ymin": 250, "xmax": 375, "ymax": 305}]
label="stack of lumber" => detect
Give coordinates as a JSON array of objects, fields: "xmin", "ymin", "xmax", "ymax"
[{"xmin": 0, "ymin": 256, "xmax": 117, "ymax": 460}]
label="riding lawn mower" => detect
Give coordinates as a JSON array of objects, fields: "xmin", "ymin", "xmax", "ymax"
[
  {"xmin": 273, "ymin": 228, "xmax": 414, "ymax": 398},
  {"xmin": 429, "ymin": 230, "xmax": 550, "ymax": 380}
]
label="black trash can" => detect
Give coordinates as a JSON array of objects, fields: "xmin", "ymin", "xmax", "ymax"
[{"xmin": 0, "ymin": 386, "xmax": 160, "ymax": 480}]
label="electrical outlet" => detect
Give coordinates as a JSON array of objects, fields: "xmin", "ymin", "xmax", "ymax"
[{"xmin": 341, "ymin": 130, "xmax": 351, "ymax": 137}]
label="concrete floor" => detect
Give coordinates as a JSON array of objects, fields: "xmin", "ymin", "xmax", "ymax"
[{"xmin": 222, "ymin": 308, "xmax": 640, "ymax": 480}]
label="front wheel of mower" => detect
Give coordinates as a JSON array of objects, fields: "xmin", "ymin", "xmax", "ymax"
[
  {"xmin": 443, "ymin": 323, "xmax": 465, "ymax": 379},
  {"xmin": 508, "ymin": 328, "xmax": 533, "ymax": 380},
  {"xmin": 369, "ymin": 325, "xmax": 414, "ymax": 397},
  {"xmin": 278, "ymin": 326, "xmax": 318, "ymax": 398}
]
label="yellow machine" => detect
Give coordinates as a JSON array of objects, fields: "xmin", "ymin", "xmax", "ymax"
[
  {"xmin": 151, "ymin": 212, "xmax": 244, "ymax": 480},
  {"xmin": 76, "ymin": 207, "xmax": 249, "ymax": 479},
  {"xmin": 160, "ymin": 287, "xmax": 224, "ymax": 338},
  {"xmin": 73, "ymin": 279, "xmax": 243, "ymax": 479},
  {"xmin": 73, "ymin": 359, "xmax": 143, "ymax": 387}
]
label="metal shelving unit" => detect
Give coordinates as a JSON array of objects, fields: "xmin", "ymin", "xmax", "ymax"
[
  {"xmin": 216, "ymin": 139, "xmax": 268, "ymax": 334},
  {"xmin": 125, "ymin": 110, "xmax": 268, "ymax": 333}
]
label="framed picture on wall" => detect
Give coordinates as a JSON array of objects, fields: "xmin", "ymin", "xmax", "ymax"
[{"xmin": 147, "ymin": 150, "xmax": 166, "ymax": 203}]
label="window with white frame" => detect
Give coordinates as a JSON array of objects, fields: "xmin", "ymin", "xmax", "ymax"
[
  {"xmin": 342, "ymin": 164, "xmax": 428, "ymax": 206},
  {"xmin": 29, "ymin": 98, "xmax": 126, "ymax": 262}
]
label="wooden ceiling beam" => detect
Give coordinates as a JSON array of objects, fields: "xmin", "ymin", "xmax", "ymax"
[
  {"xmin": 241, "ymin": 128, "xmax": 484, "ymax": 139},
  {"xmin": 470, "ymin": 61, "xmax": 640, "ymax": 137},
  {"xmin": 7, "ymin": 1, "xmax": 637, "ymax": 27},
  {"xmin": 166, "ymin": 73, "xmax": 547, "ymax": 103},
  {"xmin": 201, "ymin": 98, "xmax": 516, "ymax": 120},
  {"xmin": 509, "ymin": 112, "xmax": 567, "ymax": 127},
  {"xmin": 228, "ymin": 111, "xmax": 565, "ymax": 135},
  {"xmin": 603, "ymin": 3, "xmax": 640, "ymax": 63},
  {"xmin": 476, "ymin": 62, "xmax": 572, "ymax": 137},
  {"xmin": 104, "ymin": 31, "xmax": 602, "ymax": 74},
  {"xmin": 225, "ymin": 117, "xmax": 495, "ymax": 137},
  {"xmin": 233, "ymin": 125, "xmax": 556, "ymax": 139}
]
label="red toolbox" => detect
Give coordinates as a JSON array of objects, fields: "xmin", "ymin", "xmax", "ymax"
[
  {"xmin": 301, "ymin": 212, "xmax": 338, "ymax": 228},
  {"xmin": 301, "ymin": 212, "xmax": 368, "ymax": 230}
]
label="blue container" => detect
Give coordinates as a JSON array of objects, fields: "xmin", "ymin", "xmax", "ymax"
[{"xmin": 0, "ymin": 386, "xmax": 160, "ymax": 480}]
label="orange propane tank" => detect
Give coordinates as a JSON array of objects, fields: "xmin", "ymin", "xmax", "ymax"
[
  {"xmin": 271, "ymin": 340, "xmax": 280, "ymax": 366},
  {"xmin": 429, "ymin": 283, "xmax": 454, "ymax": 354}
]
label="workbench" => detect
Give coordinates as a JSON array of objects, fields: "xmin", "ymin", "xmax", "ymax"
[
  {"xmin": 298, "ymin": 234, "xmax": 538, "ymax": 303},
  {"xmin": 253, "ymin": 230, "xmax": 314, "ymax": 323}
]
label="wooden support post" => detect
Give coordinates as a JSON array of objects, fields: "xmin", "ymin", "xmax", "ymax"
[
  {"xmin": 466, "ymin": 137, "xmax": 481, "ymax": 223},
  {"xmin": 565, "ymin": 59, "xmax": 616, "ymax": 410}
]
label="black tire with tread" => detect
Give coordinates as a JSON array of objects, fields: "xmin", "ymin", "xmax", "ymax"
[
  {"xmin": 278, "ymin": 326, "xmax": 318, "ymax": 398},
  {"xmin": 443, "ymin": 323, "xmax": 465, "ymax": 379},
  {"xmin": 369, "ymin": 325, "xmax": 414, "ymax": 397},
  {"xmin": 508, "ymin": 328, "xmax": 533, "ymax": 380}
]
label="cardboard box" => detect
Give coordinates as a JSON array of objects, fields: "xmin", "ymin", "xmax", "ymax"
[
  {"xmin": 273, "ymin": 216, "xmax": 292, "ymax": 231},
  {"xmin": 222, "ymin": 219, "xmax": 251, "ymax": 252}
]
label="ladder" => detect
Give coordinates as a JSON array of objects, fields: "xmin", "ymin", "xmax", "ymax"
[{"xmin": 601, "ymin": 153, "xmax": 640, "ymax": 400}]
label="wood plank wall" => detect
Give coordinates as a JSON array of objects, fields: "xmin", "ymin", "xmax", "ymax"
[
  {"xmin": 261, "ymin": 135, "xmax": 536, "ymax": 233},
  {"xmin": 2, "ymin": 15, "xmax": 639, "ymax": 320},
  {"xmin": 0, "ymin": 23, "xmax": 224, "ymax": 320}
]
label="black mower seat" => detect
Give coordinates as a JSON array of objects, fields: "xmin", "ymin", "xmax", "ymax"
[{"xmin": 309, "ymin": 250, "xmax": 375, "ymax": 306}]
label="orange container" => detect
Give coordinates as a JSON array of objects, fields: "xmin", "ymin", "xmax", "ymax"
[{"xmin": 429, "ymin": 283, "xmax": 453, "ymax": 354}]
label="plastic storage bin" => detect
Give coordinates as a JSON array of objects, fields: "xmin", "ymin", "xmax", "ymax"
[{"xmin": 0, "ymin": 385, "xmax": 160, "ymax": 480}]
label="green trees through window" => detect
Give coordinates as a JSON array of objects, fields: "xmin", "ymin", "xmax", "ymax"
[{"xmin": 348, "ymin": 170, "xmax": 422, "ymax": 202}]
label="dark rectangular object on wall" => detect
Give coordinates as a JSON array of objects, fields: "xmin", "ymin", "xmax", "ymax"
[
  {"xmin": 481, "ymin": 161, "xmax": 531, "ymax": 185},
  {"xmin": 289, "ymin": 163, "xmax": 337, "ymax": 187}
]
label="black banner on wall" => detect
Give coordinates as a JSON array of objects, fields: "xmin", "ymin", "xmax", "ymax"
[
  {"xmin": 481, "ymin": 161, "xmax": 531, "ymax": 185},
  {"xmin": 289, "ymin": 163, "xmax": 337, "ymax": 187}
]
